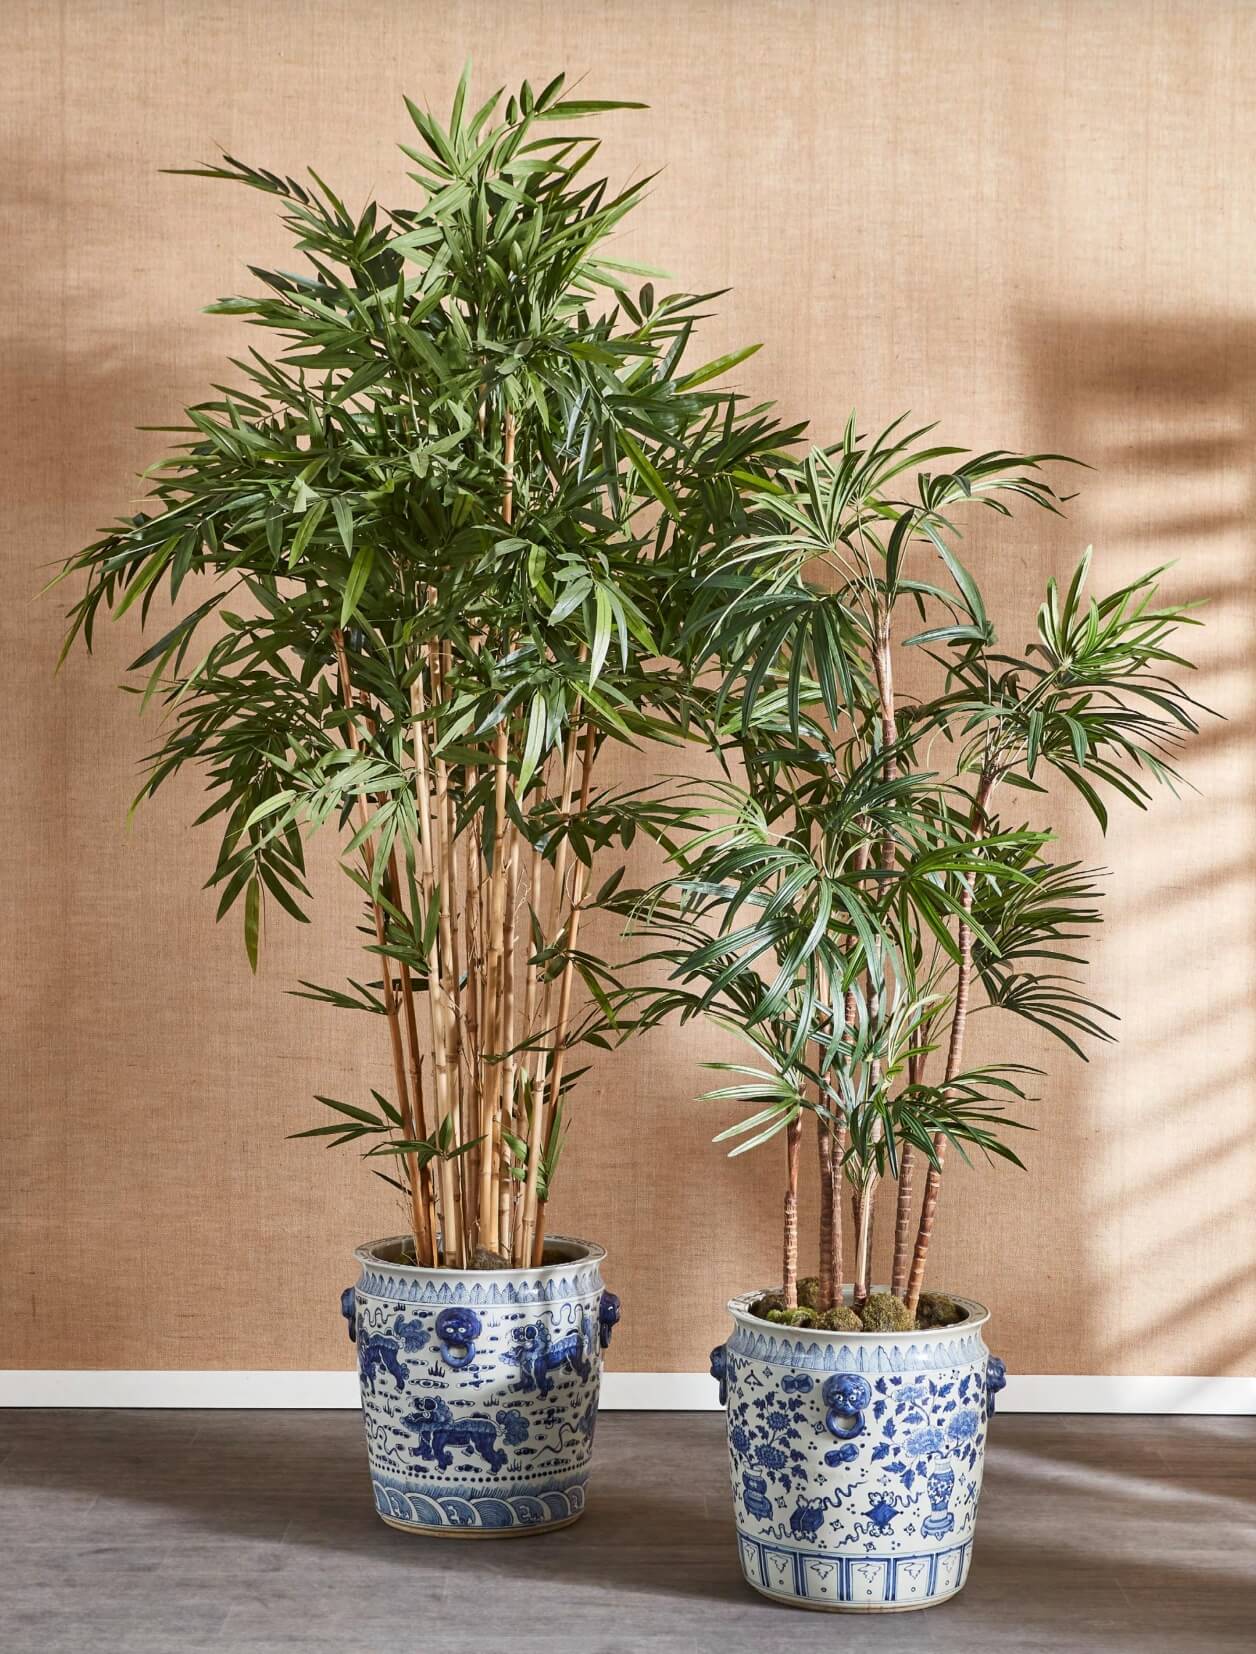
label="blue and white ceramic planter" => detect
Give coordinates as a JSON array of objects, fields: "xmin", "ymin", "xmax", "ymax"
[
  {"xmin": 343, "ymin": 1234, "xmax": 619, "ymax": 1538},
  {"xmin": 711, "ymin": 1288, "xmax": 1007, "ymax": 1612}
]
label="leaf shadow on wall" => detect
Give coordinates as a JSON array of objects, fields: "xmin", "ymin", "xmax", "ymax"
[{"xmin": 1025, "ymin": 310, "xmax": 1256, "ymax": 1380}]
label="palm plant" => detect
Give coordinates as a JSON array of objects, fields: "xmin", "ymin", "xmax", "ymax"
[
  {"xmin": 624, "ymin": 420, "xmax": 1202, "ymax": 1320},
  {"xmin": 51, "ymin": 72, "xmax": 796, "ymax": 1271}
]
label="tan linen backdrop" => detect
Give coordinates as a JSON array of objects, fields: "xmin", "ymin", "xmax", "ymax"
[{"xmin": 2, "ymin": 0, "xmax": 1253, "ymax": 1379}]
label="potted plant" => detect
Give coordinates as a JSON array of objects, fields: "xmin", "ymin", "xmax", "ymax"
[
  {"xmin": 625, "ymin": 422, "xmax": 1202, "ymax": 1605},
  {"xmin": 52, "ymin": 72, "xmax": 792, "ymax": 1536}
]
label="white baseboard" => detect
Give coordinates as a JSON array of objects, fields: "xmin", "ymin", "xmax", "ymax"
[{"xmin": 0, "ymin": 1370, "xmax": 1252, "ymax": 1413}]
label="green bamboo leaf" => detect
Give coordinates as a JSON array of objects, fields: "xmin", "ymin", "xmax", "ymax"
[
  {"xmin": 331, "ymin": 496, "xmax": 354, "ymax": 557},
  {"xmin": 619, "ymin": 429, "xmax": 679, "ymax": 516},
  {"xmin": 340, "ymin": 543, "xmax": 374, "ymax": 626},
  {"xmin": 516, "ymin": 693, "xmax": 547, "ymax": 794},
  {"xmin": 677, "ymin": 342, "xmax": 762, "ymax": 391},
  {"xmin": 288, "ymin": 497, "xmax": 326, "ymax": 568},
  {"xmin": 244, "ymin": 874, "xmax": 261, "ymax": 973},
  {"xmin": 589, "ymin": 586, "xmax": 613, "ymax": 686}
]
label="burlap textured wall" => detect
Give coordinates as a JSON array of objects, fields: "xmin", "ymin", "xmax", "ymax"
[{"xmin": 3, "ymin": 0, "xmax": 1253, "ymax": 1378}]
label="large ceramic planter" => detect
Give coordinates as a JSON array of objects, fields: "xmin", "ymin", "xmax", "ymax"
[
  {"xmin": 342, "ymin": 1234, "xmax": 619, "ymax": 1537},
  {"xmin": 710, "ymin": 1288, "xmax": 1006, "ymax": 1611}
]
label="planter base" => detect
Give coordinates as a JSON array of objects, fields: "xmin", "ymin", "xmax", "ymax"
[
  {"xmin": 380, "ymin": 1510, "xmax": 583, "ymax": 1540},
  {"xmin": 737, "ymin": 1530, "xmax": 973, "ymax": 1612},
  {"xmin": 746, "ymin": 1580, "xmax": 964, "ymax": 1614},
  {"xmin": 370, "ymin": 1475, "xmax": 590, "ymax": 1537}
]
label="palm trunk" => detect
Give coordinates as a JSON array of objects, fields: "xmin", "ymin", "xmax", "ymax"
[
  {"xmin": 782, "ymin": 1113, "xmax": 802, "ymax": 1306},
  {"xmin": 904, "ymin": 776, "xmax": 993, "ymax": 1313},
  {"xmin": 817, "ymin": 1120, "xmax": 835, "ymax": 1311},
  {"xmin": 830, "ymin": 1119, "xmax": 847, "ymax": 1305},
  {"xmin": 854, "ymin": 1172, "xmax": 877, "ymax": 1303},
  {"xmin": 891, "ymin": 1143, "xmax": 915, "ymax": 1298}
]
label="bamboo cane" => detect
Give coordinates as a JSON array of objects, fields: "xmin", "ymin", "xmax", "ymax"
[
  {"xmin": 478, "ymin": 726, "xmax": 511, "ymax": 1250},
  {"xmin": 496, "ymin": 842, "xmax": 520, "ymax": 1256},
  {"xmin": 510, "ymin": 843, "xmax": 545, "ymax": 1264},
  {"xmin": 513, "ymin": 722, "xmax": 582, "ymax": 1266},
  {"xmin": 388, "ymin": 864, "xmax": 435, "ymax": 1268},
  {"xmin": 409, "ymin": 666, "xmax": 462, "ymax": 1268},
  {"xmin": 530, "ymin": 722, "xmax": 597, "ymax": 1264},
  {"xmin": 330, "ymin": 630, "xmax": 432, "ymax": 1265},
  {"xmin": 515, "ymin": 1053, "xmax": 549, "ymax": 1268},
  {"xmin": 361, "ymin": 685, "xmax": 436, "ymax": 1266},
  {"xmin": 472, "ymin": 409, "xmax": 518, "ymax": 1255},
  {"xmin": 354, "ymin": 693, "xmax": 436, "ymax": 1265},
  {"xmin": 427, "ymin": 639, "xmax": 471, "ymax": 1255}
]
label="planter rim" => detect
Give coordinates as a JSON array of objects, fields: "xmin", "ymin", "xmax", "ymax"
[
  {"xmin": 728, "ymin": 1285, "xmax": 989, "ymax": 1340},
  {"xmin": 354, "ymin": 1231, "xmax": 605, "ymax": 1282}
]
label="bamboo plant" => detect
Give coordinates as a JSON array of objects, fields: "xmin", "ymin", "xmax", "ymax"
[
  {"xmin": 623, "ymin": 420, "xmax": 1203, "ymax": 1323},
  {"xmin": 52, "ymin": 73, "xmax": 795, "ymax": 1272}
]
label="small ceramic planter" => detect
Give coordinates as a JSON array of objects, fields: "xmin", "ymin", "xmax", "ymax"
[
  {"xmin": 342, "ymin": 1234, "xmax": 619, "ymax": 1537},
  {"xmin": 710, "ymin": 1288, "xmax": 1006, "ymax": 1611}
]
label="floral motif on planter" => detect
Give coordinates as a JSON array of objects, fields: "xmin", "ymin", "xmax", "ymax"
[
  {"xmin": 713, "ymin": 1289, "xmax": 1002, "ymax": 1611},
  {"xmin": 345, "ymin": 1234, "xmax": 613, "ymax": 1536}
]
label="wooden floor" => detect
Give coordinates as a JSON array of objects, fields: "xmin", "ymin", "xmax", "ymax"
[{"xmin": 0, "ymin": 1411, "xmax": 1253, "ymax": 1652}]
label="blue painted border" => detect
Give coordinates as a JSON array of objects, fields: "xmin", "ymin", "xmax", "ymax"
[
  {"xmin": 737, "ymin": 1532, "xmax": 972, "ymax": 1605},
  {"xmin": 726, "ymin": 1323, "xmax": 985, "ymax": 1374},
  {"xmin": 356, "ymin": 1266, "xmax": 603, "ymax": 1308},
  {"xmin": 371, "ymin": 1470, "xmax": 589, "ymax": 1531}
]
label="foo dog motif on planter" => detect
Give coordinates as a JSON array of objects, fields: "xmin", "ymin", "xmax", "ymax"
[
  {"xmin": 713, "ymin": 1290, "xmax": 1005, "ymax": 1611},
  {"xmin": 506, "ymin": 1317, "xmax": 593, "ymax": 1395},
  {"xmin": 344, "ymin": 1236, "xmax": 613, "ymax": 1535},
  {"xmin": 358, "ymin": 1332, "xmax": 410, "ymax": 1395},
  {"xmin": 402, "ymin": 1397, "xmax": 508, "ymax": 1473}
]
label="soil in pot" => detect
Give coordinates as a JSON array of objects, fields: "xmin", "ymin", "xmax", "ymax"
[{"xmin": 749, "ymin": 1281, "xmax": 966, "ymax": 1333}]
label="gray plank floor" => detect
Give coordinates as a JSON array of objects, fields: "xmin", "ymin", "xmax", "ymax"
[{"xmin": 1, "ymin": 1411, "xmax": 1253, "ymax": 1653}]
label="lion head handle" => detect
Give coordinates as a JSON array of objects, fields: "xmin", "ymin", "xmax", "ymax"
[
  {"xmin": 986, "ymin": 1354, "xmax": 1008, "ymax": 1417},
  {"xmin": 598, "ymin": 1291, "xmax": 621, "ymax": 1350},
  {"xmin": 435, "ymin": 1307, "xmax": 483, "ymax": 1370},
  {"xmin": 340, "ymin": 1285, "xmax": 357, "ymax": 1343},
  {"xmin": 822, "ymin": 1373, "xmax": 872, "ymax": 1441},
  {"xmin": 709, "ymin": 1343, "xmax": 729, "ymax": 1406}
]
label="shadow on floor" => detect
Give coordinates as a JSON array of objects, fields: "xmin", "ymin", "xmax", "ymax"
[{"xmin": 1, "ymin": 1411, "xmax": 1254, "ymax": 1652}]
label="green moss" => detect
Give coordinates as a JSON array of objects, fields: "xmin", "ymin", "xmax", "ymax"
[
  {"xmin": 816, "ymin": 1305, "xmax": 863, "ymax": 1332},
  {"xmin": 749, "ymin": 1293, "xmax": 785, "ymax": 1321},
  {"xmin": 766, "ymin": 1306, "xmax": 818, "ymax": 1328},
  {"xmin": 915, "ymin": 1291, "xmax": 964, "ymax": 1328},
  {"xmin": 796, "ymin": 1276, "xmax": 822, "ymax": 1311},
  {"xmin": 858, "ymin": 1291, "xmax": 915, "ymax": 1332}
]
